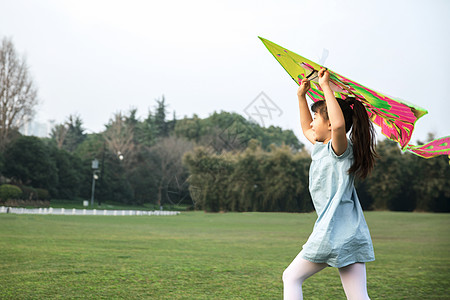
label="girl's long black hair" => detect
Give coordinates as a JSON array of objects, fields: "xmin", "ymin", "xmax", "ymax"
[{"xmin": 311, "ymin": 97, "xmax": 377, "ymax": 179}]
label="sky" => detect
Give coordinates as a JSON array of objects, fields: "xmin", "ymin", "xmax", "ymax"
[{"xmin": 1, "ymin": 0, "xmax": 449, "ymax": 149}]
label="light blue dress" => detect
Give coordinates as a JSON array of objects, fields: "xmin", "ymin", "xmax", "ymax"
[{"xmin": 299, "ymin": 138, "xmax": 375, "ymax": 268}]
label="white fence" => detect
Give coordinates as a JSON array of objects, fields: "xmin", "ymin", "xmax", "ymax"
[{"xmin": 0, "ymin": 206, "xmax": 180, "ymax": 216}]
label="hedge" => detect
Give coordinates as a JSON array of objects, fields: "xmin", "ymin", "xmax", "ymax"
[{"xmin": 0, "ymin": 184, "xmax": 23, "ymax": 202}]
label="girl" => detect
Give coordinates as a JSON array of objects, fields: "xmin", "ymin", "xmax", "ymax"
[{"xmin": 282, "ymin": 68, "xmax": 377, "ymax": 300}]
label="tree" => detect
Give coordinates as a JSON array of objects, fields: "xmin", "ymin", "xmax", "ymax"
[
  {"xmin": 75, "ymin": 133, "xmax": 112, "ymax": 202},
  {"xmin": 103, "ymin": 112, "xmax": 136, "ymax": 164},
  {"xmin": 174, "ymin": 111, "xmax": 304, "ymax": 152},
  {"xmin": 50, "ymin": 124, "xmax": 68, "ymax": 149},
  {"xmin": 148, "ymin": 135, "xmax": 194, "ymax": 207},
  {"xmin": 260, "ymin": 144, "xmax": 312, "ymax": 211},
  {"xmin": 0, "ymin": 37, "xmax": 38, "ymax": 150},
  {"xmin": 174, "ymin": 114, "xmax": 205, "ymax": 143},
  {"xmin": 3, "ymin": 136, "xmax": 58, "ymax": 194},
  {"xmin": 183, "ymin": 146, "xmax": 235, "ymax": 212},
  {"xmin": 154, "ymin": 96, "xmax": 169, "ymax": 138},
  {"xmin": 409, "ymin": 135, "xmax": 450, "ymax": 212},
  {"xmin": 135, "ymin": 109, "xmax": 158, "ymax": 147},
  {"xmin": 50, "ymin": 115, "xmax": 86, "ymax": 152},
  {"xmin": 365, "ymin": 139, "xmax": 405, "ymax": 210},
  {"xmin": 167, "ymin": 110, "xmax": 177, "ymax": 134},
  {"xmin": 182, "ymin": 140, "xmax": 312, "ymax": 213},
  {"xmin": 52, "ymin": 147, "xmax": 84, "ymax": 200},
  {"xmin": 64, "ymin": 115, "xmax": 86, "ymax": 152},
  {"xmin": 0, "ymin": 150, "xmax": 4, "ymax": 179}
]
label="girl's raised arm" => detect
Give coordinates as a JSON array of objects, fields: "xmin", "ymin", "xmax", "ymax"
[
  {"xmin": 297, "ymin": 79, "xmax": 315, "ymax": 144},
  {"xmin": 318, "ymin": 68, "xmax": 347, "ymax": 155}
]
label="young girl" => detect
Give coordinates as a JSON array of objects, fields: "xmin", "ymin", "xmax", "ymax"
[{"xmin": 282, "ymin": 68, "xmax": 377, "ymax": 300}]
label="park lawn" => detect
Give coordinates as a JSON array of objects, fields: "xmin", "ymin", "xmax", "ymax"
[{"xmin": 0, "ymin": 211, "xmax": 449, "ymax": 299}]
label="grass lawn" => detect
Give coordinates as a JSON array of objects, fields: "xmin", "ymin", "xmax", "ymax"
[{"xmin": 0, "ymin": 211, "xmax": 449, "ymax": 299}]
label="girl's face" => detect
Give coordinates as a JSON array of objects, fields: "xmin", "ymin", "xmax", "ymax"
[{"xmin": 310, "ymin": 112, "xmax": 331, "ymax": 142}]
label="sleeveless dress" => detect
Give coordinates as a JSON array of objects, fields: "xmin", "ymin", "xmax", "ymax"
[{"xmin": 299, "ymin": 138, "xmax": 375, "ymax": 268}]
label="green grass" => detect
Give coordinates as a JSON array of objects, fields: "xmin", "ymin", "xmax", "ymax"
[{"xmin": 0, "ymin": 212, "xmax": 449, "ymax": 299}]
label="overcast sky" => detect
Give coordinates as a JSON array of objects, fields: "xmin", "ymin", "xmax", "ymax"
[{"xmin": 1, "ymin": 0, "xmax": 449, "ymax": 148}]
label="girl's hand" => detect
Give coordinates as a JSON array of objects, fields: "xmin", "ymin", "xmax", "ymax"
[
  {"xmin": 297, "ymin": 78, "xmax": 311, "ymax": 97},
  {"xmin": 318, "ymin": 67, "xmax": 330, "ymax": 88}
]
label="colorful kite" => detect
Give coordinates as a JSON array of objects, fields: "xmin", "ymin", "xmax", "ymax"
[{"xmin": 259, "ymin": 36, "xmax": 450, "ymax": 159}]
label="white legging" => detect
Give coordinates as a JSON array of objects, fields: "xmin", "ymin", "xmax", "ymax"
[{"xmin": 282, "ymin": 252, "xmax": 370, "ymax": 300}]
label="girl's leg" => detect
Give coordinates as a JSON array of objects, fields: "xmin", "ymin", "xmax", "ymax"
[
  {"xmin": 282, "ymin": 253, "xmax": 328, "ymax": 300},
  {"xmin": 338, "ymin": 262, "xmax": 370, "ymax": 300}
]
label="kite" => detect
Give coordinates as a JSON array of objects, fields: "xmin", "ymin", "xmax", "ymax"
[{"xmin": 259, "ymin": 36, "xmax": 450, "ymax": 160}]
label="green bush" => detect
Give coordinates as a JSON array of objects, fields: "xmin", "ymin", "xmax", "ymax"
[
  {"xmin": 17, "ymin": 185, "xmax": 38, "ymax": 201},
  {"xmin": 0, "ymin": 184, "xmax": 23, "ymax": 202},
  {"xmin": 36, "ymin": 188, "xmax": 51, "ymax": 200}
]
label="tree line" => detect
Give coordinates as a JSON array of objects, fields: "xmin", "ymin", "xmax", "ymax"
[
  {"xmin": 184, "ymin": 136, "xmax": 450, "ymax": 212},
  {"xmin": 0, "ymin": 36, "xmax": 448, "ymax": 212},
  {"xmin": 0, "ymin": 98, "xmax": 304, "ymax": 208},
  {"xmin": 0, "ymin": 102, "xmax": 448, "ymax": 212}
]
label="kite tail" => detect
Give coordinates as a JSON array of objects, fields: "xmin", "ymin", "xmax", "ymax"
[{"xmin": 404, "ymin": 136, "xmax": 450, "ymax": 164}]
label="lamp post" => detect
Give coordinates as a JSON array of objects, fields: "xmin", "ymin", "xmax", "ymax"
[{"xmin": 91, "ymin": 159, "xmax": 99, "ymax": 207}]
